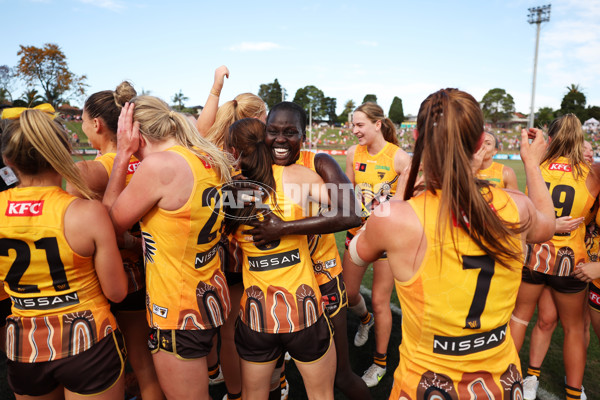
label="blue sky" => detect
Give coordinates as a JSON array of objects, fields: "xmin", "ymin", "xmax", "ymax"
[{"xmin": 2, "ymin": 0, "xmax": 598, "ymax": 116}]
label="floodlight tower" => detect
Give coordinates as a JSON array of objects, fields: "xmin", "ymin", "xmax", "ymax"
[{"xmin": 528, "ymin": 4, "xmax": 551, "ymax": 129}]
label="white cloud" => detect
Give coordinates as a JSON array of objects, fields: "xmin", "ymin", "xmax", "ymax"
[
  {"xmin": 357, "ymin": 40, "xmax": 378, "ymax": 47},
  {"xmin": 78, "ymin": 0, "xmax": 124, "ymax": 11},
  {"xmin": 227, "ymin": 42, "xmax": 281, "ymax": 52},
  {"xmin": 537, "ymin": 1, "xmax": 600, "ymax": 94}
]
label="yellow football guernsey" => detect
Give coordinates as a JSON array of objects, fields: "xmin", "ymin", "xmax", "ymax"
[
  {"xmin": 348, "ymin": 142, "xmax": 399, "ymax": 235},
  {"xmin": 477, "ymin": 161, "xmax": 505, "ymax": 188},
  {"xmin": 296, "ymin": 151, "xmax": 342, "ymax": 285},
  {"xmin": 0, "ymin": 186, "xmax": 118, "ymax": 362},
  {"xmin": 142, "ymin": 146, "xmax": 230, "ymax": 330},
  {"xmin": 389, "ymin": 188, "xmax": 524, "ymax": 399},
  {"xmin": 235, "ymin": 164, "xmax": 323, "ymax": 334},
  {"xmin": 526, "ymin": 158, "xmax": 595, "ymax": 275},
  {"xmin": 96, "ymin": 152, "xmax": 144, "ymax": 293}
]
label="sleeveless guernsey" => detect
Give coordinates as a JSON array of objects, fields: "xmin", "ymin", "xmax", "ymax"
[
  {"xmin": 141, "ymin": 146, "xmax": 230, "ymax": 330},
  {"xmin": 349, "ymin": 142, "xmax": 399, "ymax": 235},
  {"xmin": 296, "ymin": 151, "xmax": 343, "ymax": 285},
  {"xmin": 235, "ymin": 164, "xmax": 324, "ymax": 334},
  {"xmin": 526, "ymin": 157, "xmax": 594, "ymax": 275},
  {"xmin": 389, "ymin": 187, "xmax": 524, "ymax": 399},
  {"xmin": 96, "ymin": 152, "xmax": 144, "ymax": 293},
  {"xmin": 477, "ymin": 161, "xmax": 506, "ymax": 188},
  {"xmin": 0, "ymin": 186, "xmax": 118, "ymax": 362}
]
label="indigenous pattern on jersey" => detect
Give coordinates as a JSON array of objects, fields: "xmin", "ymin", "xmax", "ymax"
[
  {"xmin": 389, "ymin": 188, "xmax": 524, "ymax": 399},
  {"xmin": 96, "ymin": 153, "xmax": 144, "ymax": 293},
  {"xmin": 526, "ymin": 158, "xmax": 595, "ymax": 276},
  {"xmin": 141, "ymin": 146, "xmax": 230, "ymax": 330},
  {"xmin": 586, "ymin": 199, "xmax": 600, "ymax": 262},
  {"xmin": 477, "ymin": 162, "xmax": 505, "ymax": 188},
  {"xmin": 296, "ymin": 151, "xmax": 342, "ymax": 285},
  {"xmin": 0, "ymin": 186, "xmax": 117, "ymax": 362},
  {"xmin": 348, "ymin": 142, "xmax": 399, "ymax": 236},
  {"xmin": 235, "ymin": 165, "xmax": 323, "ymax": 334}
]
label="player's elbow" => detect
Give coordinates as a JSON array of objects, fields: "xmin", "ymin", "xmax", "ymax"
[{"xmin": 104, "ymin": 277, "xmax": 128, "ymax": 303}]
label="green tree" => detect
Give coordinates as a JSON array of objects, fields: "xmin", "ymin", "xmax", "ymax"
[
  {"xmin": 258, "ymin": 79, "xmax": 285, "ymax": 110},
  {"xmin": 362, "ymin": 94, "xmax": 377, "ymax": 104},
  {"xmin": 559, "ymin": 84, "xmax": 587, "ymax": 121},
  {"xmin": 535, "ymin": 107, "xmax": 554, "ymax": 128},
  {"xmin": 0, "ymin": 65, "xmax": 15, "ymax": 103},
  {"xmin": 293, "ymin": 85, "xmax": 325, "ymax": 119},
  {"xmin": 480, "ymin": 88, "xmax": 515, "ymax": 126},
  {"xmin": 15, "ymin": 43, "xmax": 87, "ymax": 107},
  {"xmin": 172, "ymin": 90, "xmax": 188, "ymax": 111},
  {"xmin": 388, "ymin": 96, "xmax": 405, "ymax": 124},
  {"xmin": 20, "ymin": 89, "xmax": 44, "ymax": 107},
  {"xmin": 321, "ymin": 97, "xmax": 337, "ymax": 122},
  {"xmin": 587, "ymin": 105, "xmax": 600, "ymax": 121},
  {"xmin": 337, "ymin": 99, "xmax": 356, "ymax": 123}
]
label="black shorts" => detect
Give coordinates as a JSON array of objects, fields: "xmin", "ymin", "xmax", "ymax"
[
  {"xmin": 319, "ymin": 274, "xmax": 347, "ymax": 318},
  {"xmin": 589, "ymin": 281, "xmax": 600, "ymax": 313},
  {"xmin": 7, "ymin": 329, "xmax": 126, "ymax": 396},
  {"xmin": 0, "ymin": 298, "xmax": 11, "ymax": 327},
  {"xmin": 345, "ymin": 231, "xmax": 387, "ymax": 260},
  {"xmin": 225, "ymin": 271, "xmax": 243, "ymax": 286},
  {"xmin": 235, "ymin": 314, "xmax": 332, "ymax": 364},
  {"xmin": 148, "ymin": 327, "xmax": 218, "ymax": 360},
  {"xmin": 111, "ymin": 288, "xmax": 146, "ymax": 312},
  {"xmin": 521, "ymin": 267, "xmax": 587, "ymax": 294}
]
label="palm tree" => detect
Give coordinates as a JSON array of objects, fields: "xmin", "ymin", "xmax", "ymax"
[
  {"xmin": 21, "ymin": 89, "xmax": 44, "ymax": 107},
  {"xmin": 172, "ymin": 90, "xmax": 188, "ymax": 111},
  {"xmin": 566, "ymin": 84, "xmax": 582, "ymax": 94}
]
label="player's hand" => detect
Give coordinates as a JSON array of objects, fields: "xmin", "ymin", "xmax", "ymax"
[
  {"xmin": 573, "ymin": 262, "xmax": 600, "ymax": 282},
  {"xmin": 555, "ymin": 216, "xmax": 585, "ymax": 234},
  {"xmin": 243, "ymin": 212, "xmax": 286, "ymax": 246},
  {"xmin": 520, "ymin": 128, "xmax": 547, "ymax": 168},
  {"xmin": 213, "ymin": 65, "xmax": 229, "ymax": 91},
  {"xmin": 116, "ymin": 102, "xmax": 141, "ymax": 157}
]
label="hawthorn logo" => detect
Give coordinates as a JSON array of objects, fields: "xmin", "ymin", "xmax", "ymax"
[{"xmin": 6, "ymin": 200, "xmax": 44, "ymax": 216}]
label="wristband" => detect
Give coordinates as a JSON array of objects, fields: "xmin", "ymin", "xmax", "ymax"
[{"xmin": 210, "ymin": 88, "xmax": 221, "ymax": 97}]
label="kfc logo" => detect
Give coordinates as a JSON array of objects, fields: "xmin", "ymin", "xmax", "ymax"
[
  {"xmin": 127, "ymin": 161, "xmax": 140, "ymax": 175},
  {"xmin": 548, "ymin": 163, "xmax": 572, "ymax": 172},
  {"xmin": 6, "ymin": 201, "xmax": 44, "ymax": 216}
]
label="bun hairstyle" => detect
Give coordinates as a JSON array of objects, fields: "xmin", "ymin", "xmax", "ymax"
[
  {"xmin": 354, "ymin": 102, "xmax": 398, "ymax": 146},
  {"xmin": 84, "ymin": 81, "xmax": 137, "ymax": 135},
  {"xmin": 406, "ymin": 88, "xmax": 528, "ymax": 268},
  {"xmin": 205, "ymin": 93, "xmax": 266, "ymax": 149},
  {"xmin": 130, "ymin": 95, "xmax": 232, "ymax": 183},
  {"xmin": 223, "ymin": 118, "xmax": 276, "ymax": 235},
  {"xmin": 543, "ymin": 113, "xmax": 587, "ymax": 178},
  {"xmin": 2, "ymin": 110, "xmax": 94, "ymax": 199}
]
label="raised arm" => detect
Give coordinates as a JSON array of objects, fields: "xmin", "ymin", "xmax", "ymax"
[
  {"xmin": 515, "ymin": 128, "xmax": 555, "ymax": 243},
  {"xmin": 196, "ymin": 66, "xmax": 229, "ymax": 136}
]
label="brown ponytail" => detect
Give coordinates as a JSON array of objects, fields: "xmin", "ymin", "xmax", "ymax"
[{"xmin": 407, "ymin": 89, "xmax": 528, "ymax": 268}]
